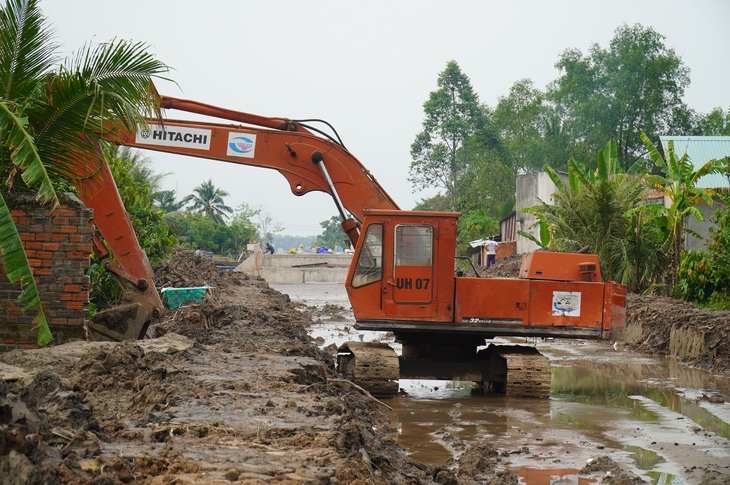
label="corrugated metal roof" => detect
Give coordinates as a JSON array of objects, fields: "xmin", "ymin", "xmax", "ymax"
[{"xmin": 659, "ymin": 136, "xmax": 730, "ymax": 189}]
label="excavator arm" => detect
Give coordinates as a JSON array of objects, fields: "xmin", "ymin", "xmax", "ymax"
[{"xmin": 72, "ymin": 97, "xmax": 399, "ymax": 340}]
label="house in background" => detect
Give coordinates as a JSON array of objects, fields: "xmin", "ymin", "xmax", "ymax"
[{"xmin": 659, "ymin": 136, "xmax": 730, "ymax": 251}]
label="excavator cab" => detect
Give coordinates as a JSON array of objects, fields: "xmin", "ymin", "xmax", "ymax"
[{"xmin": 345, "ymin": 210, "xmax": 459, "ymax": 324}]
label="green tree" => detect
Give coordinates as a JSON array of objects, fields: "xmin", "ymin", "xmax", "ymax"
[
  {"xmin": 183, "ymin": 179, "xmax": 233, "ymax": 224},
  {"xmin": 0, "ymin": 0, "xmax": 168, "ymax": 344},
  {"xmin": 493, "ymin": 79, "xmax": 548, "ymax": 175},
  {"xmin": 316, "ymin": 215, "xmax": 348, "ymax": 250},
  {"xmin": 676, "ymin": 173, "xmax": 730, "ymax": 308},
  {"xmin": 695, "ymin": 107, "xmax": 730, "ymax": 136},
  {"xmin": 255, "ymin": 210, "xmax": 283, "ymax": 245},
  {"xmin": 549, "ymin": 23, "xmax": 690, "ymax": 169},
  {"xmin": 409, "ymin": 60, "xmax": 483, "ymax": 212},
  {"xmin": 163, "ymin": 202, "xmax": 257, "ymax": 258},
  {"xmin": 412, "ymin": 193, "xmax": 451, "ymax": 212},
  {"xmin": 228, "ymin": 202, "xmax": 258, "ymax": 256},
  {"xmin": 155, "ymin": 189, "xmax": 184, "ymax": 213}
]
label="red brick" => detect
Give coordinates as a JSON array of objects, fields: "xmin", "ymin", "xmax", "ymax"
[
  {"xmin": 42, "ymin": 242, "xmax": 61, "ymax": 251},
  {"xmin": 19, "ymin": 233, "xmax": 34, "ymax": 241},
  {"xmin": 35, "ymin": 233, "xmax": 51, "ymax": 242},
  {"xmin": 60, "ymin": 226, "xmax": 77, "ymax": 234},
  {"xmin": 65, "ymin": 302, "xmax": 83, "ymax": 310}
]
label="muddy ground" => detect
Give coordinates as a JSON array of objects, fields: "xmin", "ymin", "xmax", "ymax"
[{"xmin": 0, "ymin": 249, "xmax": 728, "ymax": 484}]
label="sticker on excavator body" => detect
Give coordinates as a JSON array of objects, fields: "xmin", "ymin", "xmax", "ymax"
[
  {"xmin": 136, "ymin": 123, "xmax": 211, "ymax": 150},
  {"xmin": 227, "ymin": 132, "xmax": 257, "ymax": 157},
  {"xmin": 552, "ymin": 291, "xmax": 581, "ymax": 316}
]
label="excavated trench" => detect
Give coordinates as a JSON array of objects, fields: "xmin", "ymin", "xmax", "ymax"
[{"xmin": 272, "ymin": 282, "xmax": 730, "ymax": 485}]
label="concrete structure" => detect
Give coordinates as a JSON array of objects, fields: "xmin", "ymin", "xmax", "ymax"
[
  {"xmin": 514, "ymin": 171, "xmax": 567, "ymax": 254},
  {"xmin": 235, "ymin": 245, "xmax": 352, "ymax": 283}
]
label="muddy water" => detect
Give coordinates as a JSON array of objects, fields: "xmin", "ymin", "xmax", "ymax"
[{"xmin": 271, "ymin": 283, "xmax": 730, "ymax": 484}]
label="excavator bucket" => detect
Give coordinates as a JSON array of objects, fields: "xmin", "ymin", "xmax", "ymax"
[{"xmin": 86, "ymin": 303, "xmax": 151, "ymax": 341}]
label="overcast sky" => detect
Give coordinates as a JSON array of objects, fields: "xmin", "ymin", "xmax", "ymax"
[{"xmin": 43, "ymin": 0, "xmax": 730, "ymax": 237}]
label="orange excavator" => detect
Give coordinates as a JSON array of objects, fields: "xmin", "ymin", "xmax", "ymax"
[{"xmin": 73, "ymin": 97, "xmax": 626, "ymax": 398}]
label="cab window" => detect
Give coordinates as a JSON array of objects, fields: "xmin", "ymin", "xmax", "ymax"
[
  {"xmin": 351, "ymin": 224, "xmax": 383, "ymax": 287},
  {"xmin": 394, "ymin": 225, "xmax": 432, "ymax": 267}
]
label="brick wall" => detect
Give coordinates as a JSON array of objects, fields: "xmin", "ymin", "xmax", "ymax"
[{"xmin": 0, "ymin": 192, "xmax": 93, "ymax": 350}]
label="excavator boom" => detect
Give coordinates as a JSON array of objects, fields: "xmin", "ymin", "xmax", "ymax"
[{"xmin": 75, "ymin": 96, "xmax": 399, "ymax": 340}]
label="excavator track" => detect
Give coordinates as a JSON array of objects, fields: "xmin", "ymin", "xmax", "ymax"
[
  {"xmin": 483, "ymin": 345, "xmax": 552, "ymax": 399},
  {"xmin": 336, "ymin": 342, "xmax": 400, "ymax": 398}
]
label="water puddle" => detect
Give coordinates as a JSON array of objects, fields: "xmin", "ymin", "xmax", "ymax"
[{"xmin": 271, "ymin": 283, "xmax": 730, "ymax": 484}]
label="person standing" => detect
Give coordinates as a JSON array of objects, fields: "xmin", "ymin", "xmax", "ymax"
[{"xmin": 485, "ymin": 237, "xmax": 498, "ymax": 268}]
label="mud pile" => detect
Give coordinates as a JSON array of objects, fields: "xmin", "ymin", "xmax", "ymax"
[
  {"xmin": 3, "ymin": 248, "xmax": 518, "ymax": 483},
  {"xmin": 626, "ymin": 294, "xmax": 730, "ymax": 371}
]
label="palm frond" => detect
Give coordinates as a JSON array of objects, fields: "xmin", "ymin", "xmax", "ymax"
[
  {"xmin": 0, "ymin": 0, "xmax": 56, "ymax": 101},
  {"xmin": 0, "ymin": 100, "xmax": 58, "ymax": 205}
]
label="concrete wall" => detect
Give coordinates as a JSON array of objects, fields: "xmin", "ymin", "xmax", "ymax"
[
  {"xmin": 0, "ymin": 193, "xmax": 93, "ymax": 350},
  {"xmin": 236, "ymin": 249, "xmax": 353, "ymax": 284},
  {"xmin": 515, "ymin": 172, "xmax": 566, "ymax": 254},
  {"xmin": 686, "ymin": 198, "xmax": 726, "ymax": 251}
]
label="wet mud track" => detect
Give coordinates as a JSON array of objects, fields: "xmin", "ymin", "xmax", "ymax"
[{"xmin": 276, "ymin": 282, "xmax": 730, "ymax": 484}]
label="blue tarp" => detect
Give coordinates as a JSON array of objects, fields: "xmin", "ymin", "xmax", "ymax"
[{"xmin": 161, "ymin": 286, "xmax": 212, "ymax": 309}]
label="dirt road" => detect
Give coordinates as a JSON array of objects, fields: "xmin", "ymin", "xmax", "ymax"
[{"xmin": 1, "ymin": 249, "xmax": 728, "ymax": 484}]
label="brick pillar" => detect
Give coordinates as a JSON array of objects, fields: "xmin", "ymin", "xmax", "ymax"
[{"xmin": 0, "ymin": 192, "xmax": 93, "ymax": 350}]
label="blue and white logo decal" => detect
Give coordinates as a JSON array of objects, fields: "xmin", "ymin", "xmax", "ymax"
[
  {"xmin": 227, "ymin": 133, "xmax": 256, "ymax": 158},
  {"xmin": 552, "ymin": 291, "xmax": 581, "ymax": 317}
]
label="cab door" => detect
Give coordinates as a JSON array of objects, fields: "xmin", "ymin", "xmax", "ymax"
[{"xmin": 383, "ymin": 222, "xmax": 439, "ymax": 320}]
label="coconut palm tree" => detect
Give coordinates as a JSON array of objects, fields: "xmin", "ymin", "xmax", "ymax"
[
  {"xmin": 183, "ymin": 179, "xmax": 233, "ymax": 225},
  {"xmin": 0, "ymin": 0, "xmax": 170, "ymax": 344}
]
